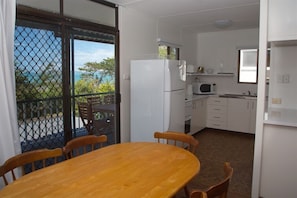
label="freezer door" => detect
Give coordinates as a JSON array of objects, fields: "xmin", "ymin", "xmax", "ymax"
[
  {"xmin": 163, "ymin": 89, "xmax": 185, "ymax": 133},
  {"xmin": 164, "ymin": 60, "xmax": 186, "ymax": 91}
]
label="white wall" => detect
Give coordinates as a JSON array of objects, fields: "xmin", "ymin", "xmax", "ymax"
[
  {"xmin": 260, "ymin": 124, "xmax": 297, "ymax": 198},
  {"xmin": 191, "ymin": 28, "xmax": 259, "ymax": 95},
  {"xmin": 119, "ymin": 7, "xmax": 158, "ymax": 142},
  {"xmin": 268, "ymin": 45, "xmax": 297, "ymax": 109},
  {"xmin": 180, "ymin": 31, "xmax": 198, "ymax": 65},
  {"xmin": 119, "ymin": 7, "xmax": 183, "ymax": 142},
  {"xmin": 157, "ymin": 20, "xmax": 182, "ymax": 46}
]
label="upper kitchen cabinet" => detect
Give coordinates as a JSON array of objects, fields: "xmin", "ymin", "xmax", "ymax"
[
  {"xmin": 268, "ymin": 0, "xmax": 297, "ymax": 42},
  {"xmin": 264, "ymin": 0, "xmax": 297, "ymax": 125}
]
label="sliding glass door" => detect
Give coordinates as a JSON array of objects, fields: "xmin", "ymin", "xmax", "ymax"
[
  {"xmin": 15, "ymin": 1, "xmax": 119, "ymax": 151},
  {"xmin": 70, "ymin": 29, "xmax": 117, "ymax": 144}
]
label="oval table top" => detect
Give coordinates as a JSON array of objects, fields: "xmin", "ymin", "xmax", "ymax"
[{"xmin": 0, "ymin": 142, "xmax": 200, "ymax": 197}]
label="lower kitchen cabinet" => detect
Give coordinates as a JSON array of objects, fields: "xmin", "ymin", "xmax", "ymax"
[
  {"xmin": 227, "ymin": 98, "xmax": 257, "ymax": 133},
  {"xmin": 190, "ymin": 98, "xmax": 206, "ymax": 133},
  {"xmin": 228, "ymin": 98, "xmax": 248, "ymax": 133},
  {"xmin": 206, "ymin": 97, "xmax": 228, "ymax": 130},
  {"xmin": 249, "ymin": 99, "xmax": 257, "ymax": 133},
  {"xmin": 206, "ymin": 96, "xmax": 257, "ymax": 133}
]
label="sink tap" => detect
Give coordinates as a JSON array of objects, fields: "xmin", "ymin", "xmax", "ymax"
[{"xmin": 248, "ymin": 90, "xmax": 251, "ymax": 96}]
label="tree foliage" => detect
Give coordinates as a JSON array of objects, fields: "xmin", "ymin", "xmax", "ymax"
[
  {"xmin": 15, "ymin": 63, "xmax": 62, "ymax": 101},
  {"xmin": 15, "ymin": 57, "xmax": 115, "ymax": 101},
  {"xmin": 75, "ymin": 57, "xmax": 115, "ymax": 95}
]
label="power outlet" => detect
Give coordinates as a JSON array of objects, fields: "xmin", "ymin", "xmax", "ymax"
[
  {"xmin": 283, "ymin": 74, "xmax": 290, "ymax": 83},
  {"xmin": 277, "ymin": 74, "xmax": 283, "ymax": 83},
  {"xmin": 272, "ymin": 98, "xmax": 282, "ymax": 104}
]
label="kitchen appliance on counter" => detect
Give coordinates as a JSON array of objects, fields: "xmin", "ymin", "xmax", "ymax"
[
  {"xmin": 130, "ymin": 59, "xmax": 186, "ymax": 142},
  {"xmin": 187, "ymin": 64, "xmax": 195, "ymax": 73},
  {"xmin": 193, "ymin": 82, "xmax": 216, "ymax": 95}
]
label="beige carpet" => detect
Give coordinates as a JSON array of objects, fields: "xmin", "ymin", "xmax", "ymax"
[{"xmin": 176, "ymin": 128, "xmax": 255, "ymax": 198}]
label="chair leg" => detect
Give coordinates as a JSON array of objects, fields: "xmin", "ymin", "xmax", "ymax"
[{"xmin": 184, "ymin": 185, "xmax": 190, "ymax": 198}]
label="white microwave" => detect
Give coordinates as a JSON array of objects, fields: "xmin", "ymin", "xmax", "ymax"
[{"xmin": 193, "ymin": 82, "xmax": 216, "ymax": 95}]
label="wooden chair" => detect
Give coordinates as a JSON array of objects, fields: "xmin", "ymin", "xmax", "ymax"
[
  {"xmin": 86, "ymin": 96, "xmax": 103, "ymax": 105},
  {"xmin": 154, "ymin": 131, "xmax": 199, "ymax": 154},
  {"xmin": 77, "ymin": 102, "xmax": 94, "ymax": 134},
  {"xmin": 0, "ymin": 148, "xmax": 63, "ymax": 185},
  {"xmin": 103, "ymin": 94, "xmax": 114, "ymax": 104},
  {"xmin": 77, "ymin": 102, "xmax": 112, "ymax": 136},
  {"xmin": 63, "ymin": 135, "xmax": 107, "ymax": 159},
  {"xmin": 186, "ymin": 162, "xmax": 234, "ymax": 198}
]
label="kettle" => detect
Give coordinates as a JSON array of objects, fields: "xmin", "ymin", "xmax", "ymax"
[{"xmin": 197, "ymin": 66, "xmax": 204, "ymax": 73}]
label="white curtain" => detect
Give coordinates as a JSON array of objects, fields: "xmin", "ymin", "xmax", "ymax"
[{"xmin": 0, "ymin": 0, "xmax": 21, "ymax": 189}]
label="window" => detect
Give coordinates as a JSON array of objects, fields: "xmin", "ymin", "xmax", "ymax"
[
  {"xmin": 238, "ymin": 48, "xmax": 270, "ymax": 84},
  {"xmin": 158, "ymin": 45, "xmax": 180, "ymax": 60},
  {"xmin": 238, "ymin": 49, "xmax": 258, "ymax": 84}
]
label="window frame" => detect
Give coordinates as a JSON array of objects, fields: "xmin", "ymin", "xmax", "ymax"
[
  {"xmin": 237, "ymin": 48, "xmax": 259, "ymax": 84},
  {"xmin": 16, "ymin": 2, "xmax": 120, "ymax": 145},
  {"xmin": 158, "ymin": 44, "xmax": 180, "ymax": 60}
]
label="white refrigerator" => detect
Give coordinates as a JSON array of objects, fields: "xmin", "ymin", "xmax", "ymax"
[{"xmin": 130, "ymin": 59, "xmax": 186, "ymax": 142}]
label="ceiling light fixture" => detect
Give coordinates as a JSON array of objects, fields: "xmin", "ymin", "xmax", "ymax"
[{"xmin": 214, "ymin": 19, "xmax": 233, "ymax": 29}]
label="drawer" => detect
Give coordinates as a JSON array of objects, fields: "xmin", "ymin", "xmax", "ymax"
[
  {"xmin": 207, "ymin": 113, "xmax": 226, "ymax": 122},
  {"xmin": 207, "ymin": 97, "xmax": 227, "ymax": 106},
  {"xmin": 207, "ymin": 105, "xmax": 227, "ymax": 115},
  {"xmin": 207, "ymin": 119, "xmax": 227, "ymax": 129}
]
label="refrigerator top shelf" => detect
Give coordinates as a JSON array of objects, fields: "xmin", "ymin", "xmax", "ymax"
[{"xmin": 186, "ymin": 72, "xmax": 234, "ymax": 77}]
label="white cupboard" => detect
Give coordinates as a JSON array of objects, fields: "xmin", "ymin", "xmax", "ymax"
[
  {"xmin": 190, "ymin": 98, "xmax": 206, "ymax": 133},
  {"xmin": 249, "ymin": 100, "xmax": 257, "ymax": 133},
  {"xmin": 227, "ymin": 98, "xmax": 257, "ymax": 134},
  {"xmin": 268, "ymin": 0, "xmax": 297, "ymax": 41},
  {"xmin": 206, "ymin": 97, "xmax": 227, "ymax": 130}
]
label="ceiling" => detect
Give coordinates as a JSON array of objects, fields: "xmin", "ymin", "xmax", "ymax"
[{"xmin": 106, "ymin": 0, "xmax": 260, "ymax": 33}]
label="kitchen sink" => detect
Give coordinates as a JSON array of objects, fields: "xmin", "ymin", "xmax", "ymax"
[{"xmin": 219, "ymin": 94, "xmax": 257, "ymax": 99}]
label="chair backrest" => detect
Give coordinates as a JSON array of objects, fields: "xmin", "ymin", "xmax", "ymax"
[
  {"xmin": 0, "ymin": 148, "xmax": 63, "ymax": 185},
  {"xmin": 103, "ymin": 94, "xmax": 114, "ymax": 104},
  {"xmin": 189, "ymin": 162, "xmax": 234, "ymax": 198},
  {"xmin": 87, "ymin": 96, "xmax": 103, "ymax": 105},
  {"xmin": 63, "ymin": 135, "xmax": 107, "ymax": 159},
  {"xmin": 77, "ymin": 102, "xmax": 93, "ymax": 134},
  {"xmin": 154, "ymin": 131, "xmax": 199, "ymax": 153}
]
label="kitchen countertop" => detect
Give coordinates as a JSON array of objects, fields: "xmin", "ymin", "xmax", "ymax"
[
  {"xmin": 185, "ymin": 94, "xmax": 257, "ymax": 102},
  {"xmin": 264, "ymin": 108, "xmax": 297, "ymax": 127},
  {"xmin": 185, "ymin": 94, "xmax": 209, "ymax": 102}
]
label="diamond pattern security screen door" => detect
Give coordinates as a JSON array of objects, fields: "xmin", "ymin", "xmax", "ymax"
[
  {"xmin": 15, "ymin": 2, "xmax": 119, "ymax": 152},
  {"xmin": 15, "ymin": 21, "xmax": 64, "ymax": 151}
]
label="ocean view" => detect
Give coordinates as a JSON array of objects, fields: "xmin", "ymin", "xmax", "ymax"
[
  {"xmin": 21, "ymin": 70, "xmax": 111, "ymax": 83},
  {"xmin": 74, "ymin": 71, "xmax": 83, "ymax": 82}
]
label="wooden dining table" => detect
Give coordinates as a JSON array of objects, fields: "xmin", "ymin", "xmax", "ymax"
[{"xmin": 0, "ymin": 142, "xmax": 200, "ymax": 197}]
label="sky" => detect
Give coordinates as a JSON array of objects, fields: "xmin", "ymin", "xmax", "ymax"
[
  {"xmin": 14, "ymin": 26, "xmax": 115, "ymax": 72},
  {"xmin": 74, "ymin": 40, "xmax": 114, "ymax": 71}
]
